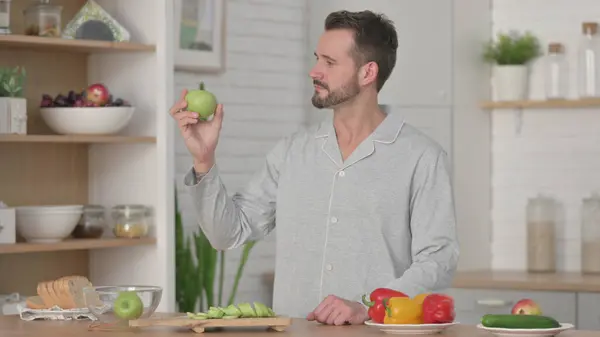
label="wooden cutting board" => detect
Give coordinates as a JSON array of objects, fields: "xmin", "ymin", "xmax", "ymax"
[{"xmin": 129, "ymin": 315, "xmax": 293, "ymax": 333}]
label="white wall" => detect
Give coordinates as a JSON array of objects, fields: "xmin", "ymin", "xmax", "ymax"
[
  {"xmin": 174, "ymin": 0, "xmax": 307, "ymax": 307},
  {"xmin": 491, "ymin": 0, "xmax": 600, "ymax": 271}
]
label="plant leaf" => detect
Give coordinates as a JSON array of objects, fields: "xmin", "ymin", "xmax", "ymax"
[{"xmin": 228, "ymin": 241, "xmax": 257, "ymax": 306}]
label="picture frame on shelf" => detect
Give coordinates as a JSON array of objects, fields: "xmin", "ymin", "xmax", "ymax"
[{"xmin": 173, "ymin": 0, "xmax": 226, "ymax": 73}]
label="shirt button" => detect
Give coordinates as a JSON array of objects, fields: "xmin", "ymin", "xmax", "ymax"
[
  {"xmin": 325, "ymin": 264, "xmax": 333, "ymax": 271},
  {"xmin": 338, "ymin": 171, "xmax": 345, "ymax": 177},
  {"xmin": 330, "ymin": 217, "xmax": 338, "ymax": 223}
]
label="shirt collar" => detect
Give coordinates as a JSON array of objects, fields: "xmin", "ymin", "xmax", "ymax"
[{"xmin": 314, "ymin": 112, "xmax": 405, "ymax": 144}]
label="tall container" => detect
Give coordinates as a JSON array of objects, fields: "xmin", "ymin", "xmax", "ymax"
[
  {"xmin": 526, "ymin": 194, "xmax": 557, "ymax": 273},
  {"xmin": 582, "ymin": 193, "xmax": 600, "ymax": 274},
  {"xmin": 545, "ymin": 42, "xmax": 568, "ymax": 100},
  {"xmin": 577, "ymin": 22, "xmax": 600, "ymax": 98}
]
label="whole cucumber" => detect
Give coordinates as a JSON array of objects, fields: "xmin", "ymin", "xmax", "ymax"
[{"xmin": 481, "ymin": 314, "xmax": 561, "ymax": 329}]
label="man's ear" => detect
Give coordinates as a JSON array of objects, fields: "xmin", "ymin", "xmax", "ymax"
[{"xmin": 359, "ymin": 61, "xmax": 379, "ymax": 87}]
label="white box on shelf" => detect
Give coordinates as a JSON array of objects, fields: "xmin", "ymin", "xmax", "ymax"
[
  {"xmin": 0, "ymin": 97, "xmax": 27, "ymax": 135},
  {"xmin": 0, "ymin": 207, "xmax": 16, "ymax": 244}
]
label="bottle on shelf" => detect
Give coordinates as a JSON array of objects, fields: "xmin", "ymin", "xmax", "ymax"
[
  {"xmin": 577, "ymin": 22, "xmax": 600, "ymax": 98},
  {"xmin": 0, "ymin": 0, "xmax": 10, "ymax": 35},
  {"xmin": 544, "ymin": 42, "xmax": 568, "ymax": 100},
  {"xmin": 526, "ymin": 194, "xmax": 557, "ymax": 273},
  {"xmin": 581, "ymin": 192, "xmax": 600, "ymax": 274}
]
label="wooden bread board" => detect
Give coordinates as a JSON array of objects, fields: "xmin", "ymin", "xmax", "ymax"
[{"xmin": 129, "ymin": 315, "xmax": 292, "ymax": 333}]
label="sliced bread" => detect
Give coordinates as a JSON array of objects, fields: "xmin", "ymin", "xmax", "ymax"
[
  {"xmin": 37, "ymin": 281, "xmax": 53, "ymax": 308},
  {"xmin": 25, "ymin": 295, "xmax": 47, "ymax": 309},
  {"xmin": 26, "ymin": 275, "xmax": 94, "ymax": 310},
  {"xmin": 59, "ymin": 275, "xmax": 93, "ymax": 309}
]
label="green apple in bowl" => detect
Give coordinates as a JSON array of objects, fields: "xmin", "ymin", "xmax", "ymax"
[
  {"xmin": 83, "ymin": 285, "xmax": 162, "ymax": 324},
  {"xmin": 113, "ymin": 291, "xmax": 144, "ymax": 320}
]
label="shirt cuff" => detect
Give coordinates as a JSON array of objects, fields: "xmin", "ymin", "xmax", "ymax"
[{"xmin": 183, "ymin": 164, "xmax": 216, "ymax": 186}]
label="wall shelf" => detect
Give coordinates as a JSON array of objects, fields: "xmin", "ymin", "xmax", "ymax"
[
  {"xmin": 0, "ymin": 237, "xmax": 157, "ymax": 255},
  {"xmin": 481, "ymin": 98, "xmax": 600, "ymax": 110},
  {"xmin": 0, "ymin": 35, "xmax": 155, "ymax": 53},
  {"xmin": 0, "ymin": 0, "xmax": 174, "ymax": 310},
  {"xmin": 0, "ymin": 134, "xmax": 156, "ymax": 144}
]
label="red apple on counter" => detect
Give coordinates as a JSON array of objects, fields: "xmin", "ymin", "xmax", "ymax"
[
  {"xmin": 84, "ymin": 83, "xmax": 110, "ymax": 106},
  {"xmin": 511, "ymin": 299, "xmax": 542, "ymax": 315}
]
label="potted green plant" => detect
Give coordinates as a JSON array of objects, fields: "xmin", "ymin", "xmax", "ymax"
[
  {"xmin": 0, "ymin": 66, "xmax": 27, "ymax": 135},
  {"xmin": 483, "ymin": 31, "xmax": 542, "ymax": 101}
]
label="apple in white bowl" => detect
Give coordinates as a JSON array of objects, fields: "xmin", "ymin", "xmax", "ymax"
[
  {"xmin": 40, "ymin": 106, "xmax": 135, "ymax": 135},
  {"xmin": 39, "ymin": 83, "xmax": 135, "ymax": 135}
]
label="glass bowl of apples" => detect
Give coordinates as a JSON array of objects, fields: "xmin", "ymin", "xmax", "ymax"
[{"xmin": 83, "ymin": 285, "xmax": 162, "ymax": 326}]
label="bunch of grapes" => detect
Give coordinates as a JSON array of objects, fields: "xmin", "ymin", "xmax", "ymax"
[{"xmin": 40, "ymin": 90, "xmax": 131, "ymax": 108}]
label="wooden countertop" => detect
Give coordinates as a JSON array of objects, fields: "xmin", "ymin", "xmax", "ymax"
[
  {"xmin": 452, "ymin": 270, "xmax": 600, "ymax": 292},
  {"xmin": 263, "ymin": 270, "xmax": 600, "ymax": 293},
  {"xmin": 0, "ymin": 315, "xmax": 596, "ymax": 337}
]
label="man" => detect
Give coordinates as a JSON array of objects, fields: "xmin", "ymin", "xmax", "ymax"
[{"xmin": 170, "ymin": 10, "xmax": 459, "ymax": 326}]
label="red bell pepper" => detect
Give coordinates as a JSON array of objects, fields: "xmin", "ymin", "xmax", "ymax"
[
  {"xmin": 361, "ymin": 288, "xmax": 408, "ymax": 323},
  {"xmin": 421, "ymin": 293, "xmax": 455, "ymax": 324}
]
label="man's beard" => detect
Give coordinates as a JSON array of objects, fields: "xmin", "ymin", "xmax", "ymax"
[{"xmin": 311, "ymin": 77, "xmax": 360, "ymax": 109}]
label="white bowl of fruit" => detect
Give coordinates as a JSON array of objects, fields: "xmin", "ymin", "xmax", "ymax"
[{"xmin": 39, "ymin": 83, "xmax": 135, "ymax": 135}]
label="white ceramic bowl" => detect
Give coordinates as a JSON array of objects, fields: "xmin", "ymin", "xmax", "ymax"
[
  {"xmin": 16, "ymin": 205, "xmax": 84, "ymax": 243},
  {"xmin": 40, "ymin": 106, "xmax": 135, "ymax": 135}
]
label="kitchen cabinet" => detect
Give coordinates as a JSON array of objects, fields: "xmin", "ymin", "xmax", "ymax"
[
  {"xmin": 577, "ymin": 292, "xmax": 600, "ymax": 331},
  {"xmin": 446, "ymin": 288, "xmax": 577, "ymax": 326}
]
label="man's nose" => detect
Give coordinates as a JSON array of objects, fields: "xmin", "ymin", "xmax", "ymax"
[{"xmin": 309, "ymin": 66, "xmax": 322, "ymax": 80}]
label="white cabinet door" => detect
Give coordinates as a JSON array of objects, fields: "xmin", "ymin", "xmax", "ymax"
[
  {"xmin": 445, "ymin": 288, "xmax": 577, "ymax": 326},
  {"xmin": 577, "ymin": 292, "xmax": 600, "ymax": 330},
  {"xmin": 306, "ymin": 0, "xmax": 452, "ymax": 107}
]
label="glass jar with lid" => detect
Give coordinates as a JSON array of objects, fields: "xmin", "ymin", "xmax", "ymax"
[
  {"xmin": 111, "ymin": 205, "xmax": 149, "ymax": 239},
  {"xmin": 72, "ymin": 205, "xmax": 106, "ymax": 239},
  {"xmin": 581, "ymin": 192, "xmax": 600, "ymax": 274},
  {"xmin": 0, "ymin": 0, "xmax": 11, "ymax": 35},
  {"xmin": 23, "ymin": 0, "xmax": 62, "ymax": 37},
  {"xmin": 544, "ymin": 42, "xmax": 568, "ymax": 100},
  {"xmin": 526, "ymin": 194, "xmax": 557, "ymax": 273}
]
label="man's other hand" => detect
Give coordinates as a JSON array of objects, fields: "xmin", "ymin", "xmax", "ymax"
[{"xmin": 306, "ymin": 295, "xmax": 369, "ymax": 326}]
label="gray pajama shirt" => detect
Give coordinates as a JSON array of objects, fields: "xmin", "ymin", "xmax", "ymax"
[{"xmin": 183, "ymin": 112, "xmax": 459, "ymax": 318}]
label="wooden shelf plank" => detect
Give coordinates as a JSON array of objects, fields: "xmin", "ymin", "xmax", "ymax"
[
  {"xmin": 481, "ymin": 98, "xmax": 600, "ymax": 109},
  {"xmin": 0, "ymin": 35, "xmax": 155, "ymax": 53},
  {"xmin": 0, "ymin": 134, "xmax": 156, "ymax": 144},
  {"xmin": 0, "ymin": 237, "xmax": 157, "ymax": 254}
]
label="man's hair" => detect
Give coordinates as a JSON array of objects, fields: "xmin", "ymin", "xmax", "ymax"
[{"xmin": 324, "ymin": 10, "xmax": 398, "ymax": 92}]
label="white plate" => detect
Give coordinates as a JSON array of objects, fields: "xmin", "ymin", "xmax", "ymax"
[
  {"xmin": 364, "ymin": 320, "xmax": 458, "ymax": 335},
  {"xmin": 476, "ymin": 323, "xmax": 574, "ymax": 337}
]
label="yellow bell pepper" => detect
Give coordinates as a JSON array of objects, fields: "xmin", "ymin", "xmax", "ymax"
[
  {"xmin": 382, "ymin": 297, "xmax": 423, "ymax": 324},
  {"xmin": 413, "ymin": 293, "xmax": 431, "ymax": 306}
]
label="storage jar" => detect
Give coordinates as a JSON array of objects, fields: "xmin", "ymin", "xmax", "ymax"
[
  {"xmin": 582, "ymin": 193, "xmax": 600, "ymax": 274},
  {"xmin": 526, "ymin": 194, "xmax": 557, "ymax": 273},
  {"xmin": 111, "ymin": 205, "xmax": 149, "ymax": 238}
]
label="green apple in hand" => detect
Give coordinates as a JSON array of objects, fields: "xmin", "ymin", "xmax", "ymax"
[
  {"xmin": 185, "ymin": 82, "xmax": 218, "ymax": 120},
  {"xmin": 113, "ymin": 291, "xmax": 144, "ymax": 320}
]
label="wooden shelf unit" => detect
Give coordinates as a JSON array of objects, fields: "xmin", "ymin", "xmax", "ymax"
[
  {"xmin": 0, "ymin": 34, "xmax": 155, "ymax": 53},
  {"xmin": 0, "ymin": 237, "xmax": 157, "ymax": 255},
  {"xmin": 481, "ymin": 98, "xmax": 600, "ymax": 109},
  {"xmin": 0, "ymin": 134, "xmax": 156, "ymax": 144},
  {"xmin": 0, "ymin": 0, "xmax": 174, "ymax": 310}
]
